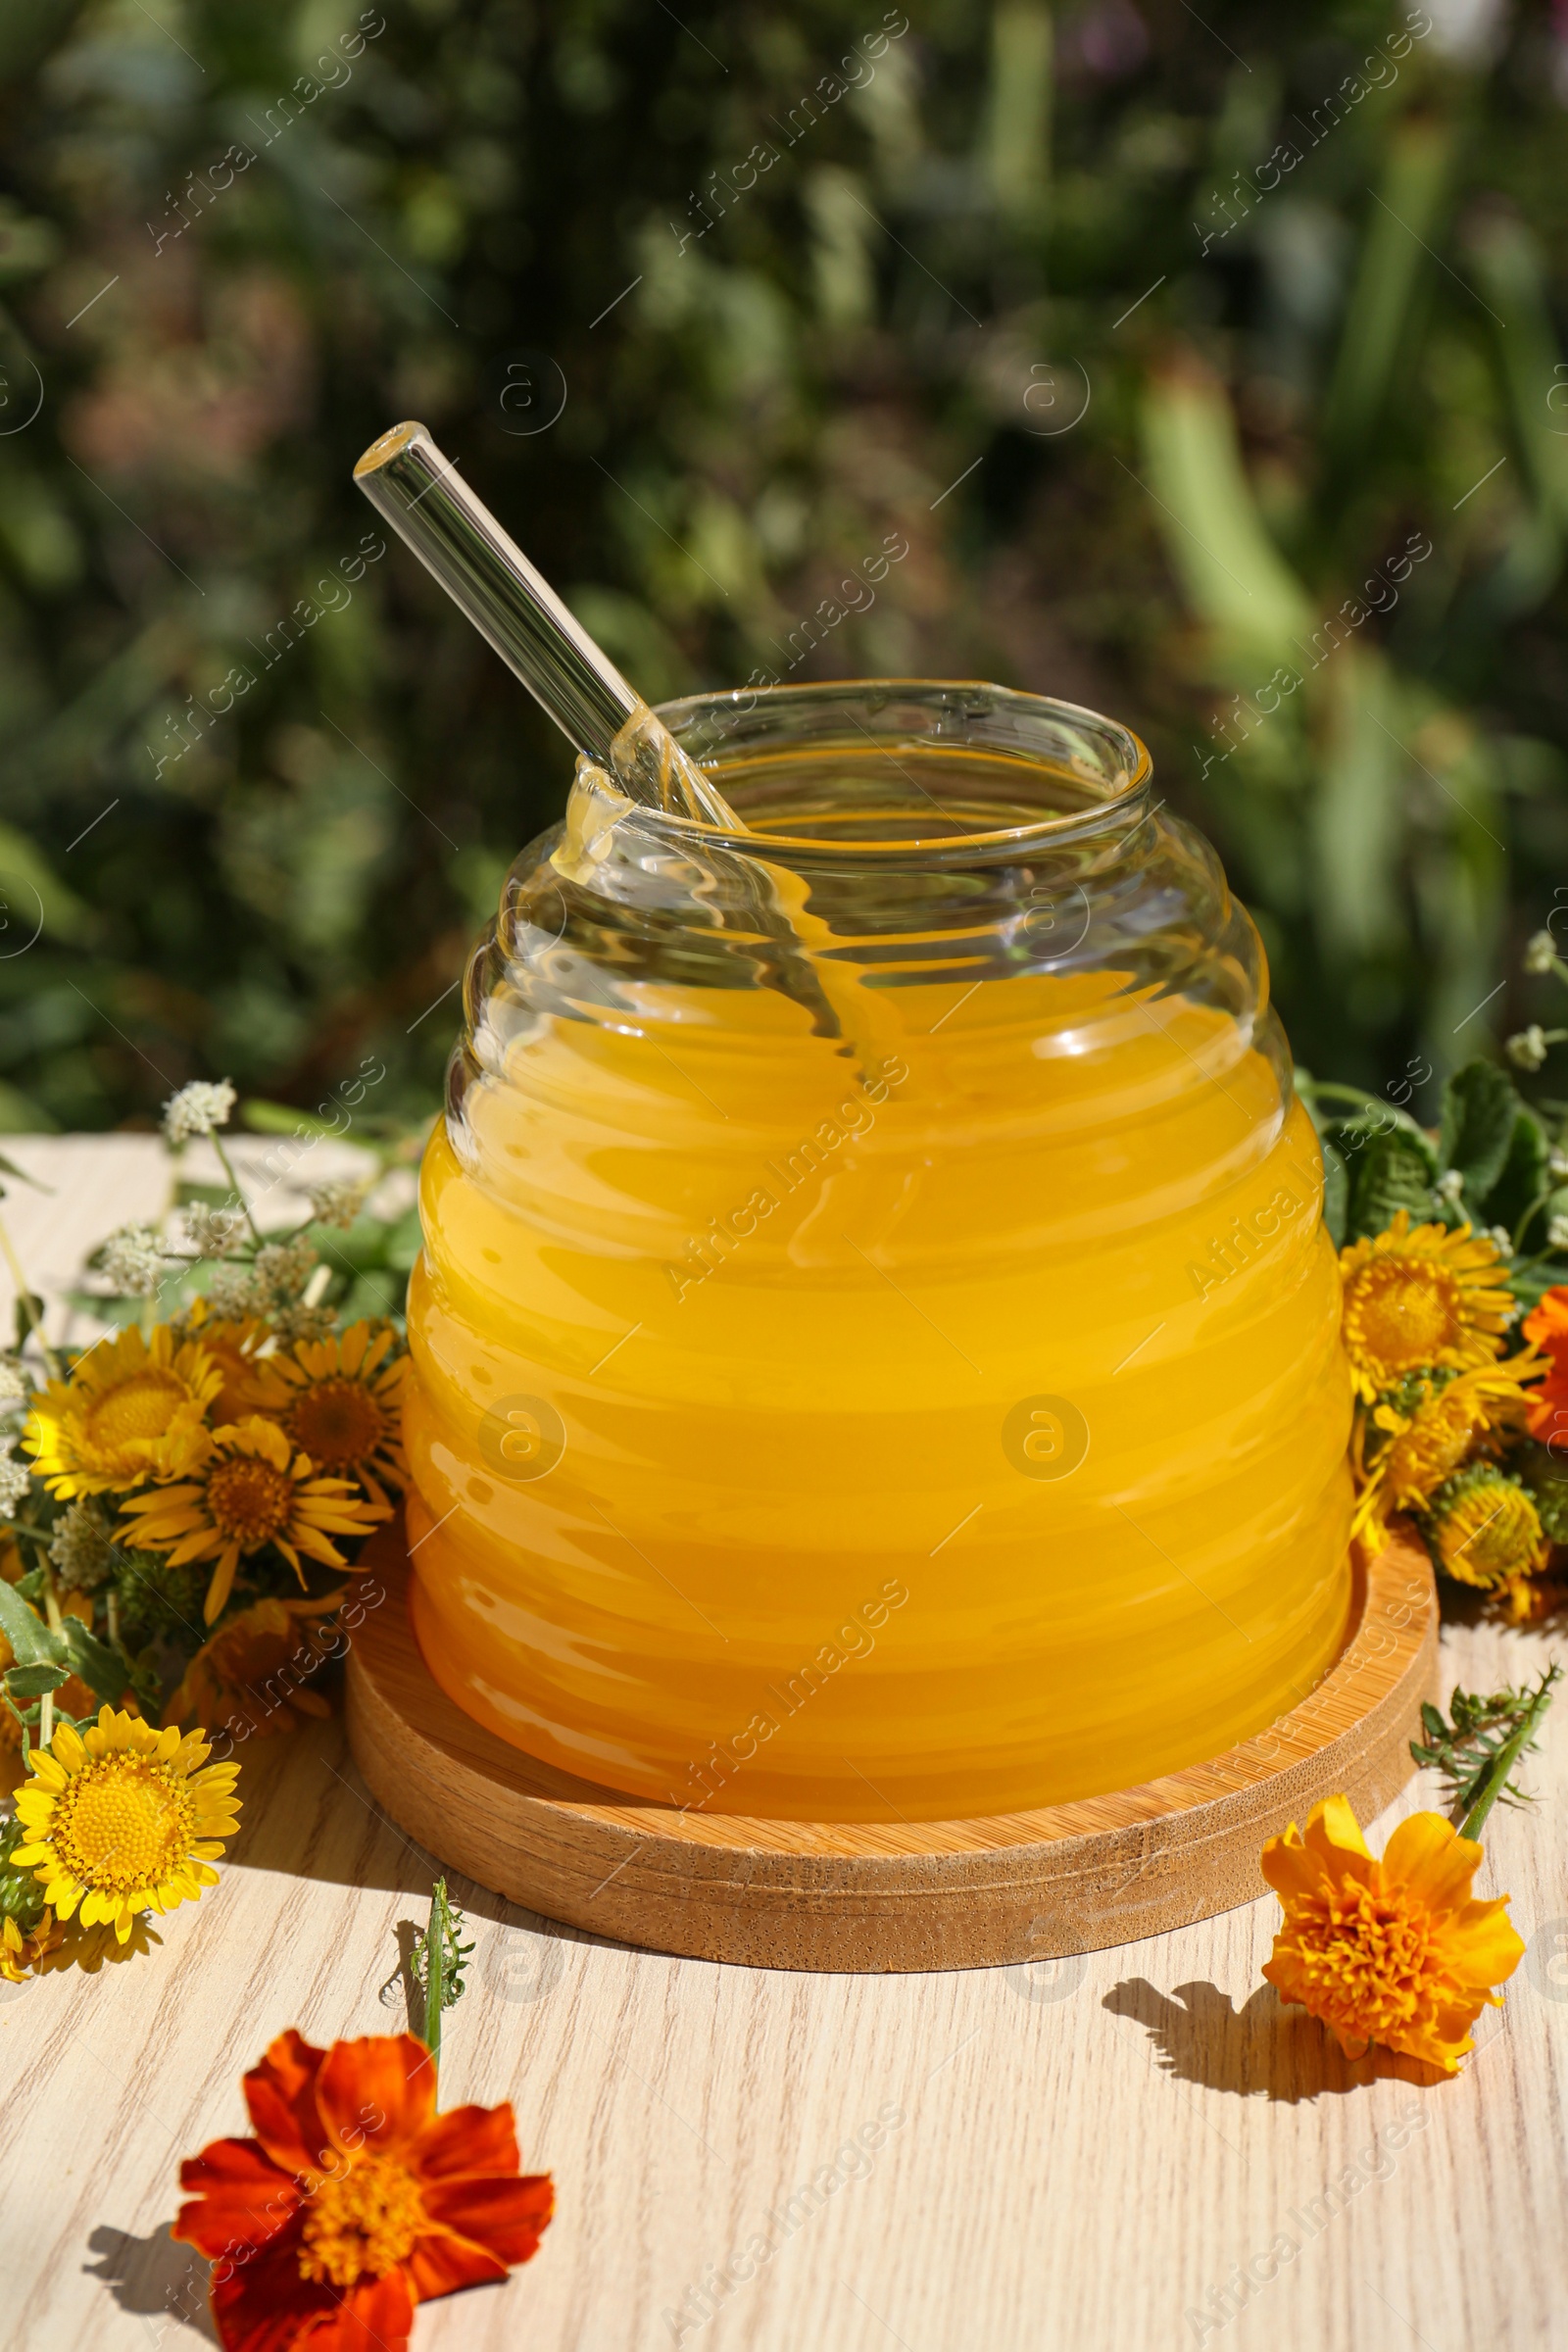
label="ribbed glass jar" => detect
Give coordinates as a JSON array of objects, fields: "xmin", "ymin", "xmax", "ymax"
[{"xmin": 403, "ymin": 682, "xmax": 1352, "ymax": 1820}]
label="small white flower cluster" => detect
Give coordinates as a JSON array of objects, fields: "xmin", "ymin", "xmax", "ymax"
[
  {"xmin": 1524, "ymin": 930, "xmax": 1560, "ymax": 976},
  {"xmin": 162, "ymin": 1078, "xmax": 237, "ymax": 1146},
  {"xmin": 257, "ymin": 1235, "xmax": 318, "ymax": 1299},
  {"xmin": 270, "ymin": 1298, "xmax": 339, "ymax": 1345},
  {"xmin": 205, "ymin": 1261, "xmax": 264, "ymax": 1319},
  {"xmin": 101, "ymin": 1222, "xmax": 172, "ymax": 1298},
  {"xmin": 1489, "ymin": 1225, "xmax": 1515, "ymax": 1260},
  {"xmin": 0, "ymin": 1358, "xmax": 27, "ymax": 1403},
  {"xmin": 49, "ymin": 1495, "xmax": 117, "ymax": 1590},
  {"xmin": 305, "ymin": 1176, "xmax": 370, "ymax": 1231},
  {"xmin": 183, "ymin": 1202, "xmax": 248, "ymax": 1258},
  {"xmin": 1549, "ymin": 1214, "xmax": 1568, "ymax": 1252},
  {"xmin": 206, "ymin": 1232, "xmax": 325, "ymax": 1332},
  {"xmin": 0, "ymin": 1435, "xmax": 29, "ymax": 1522},
  {"xmin": 1506, "ymin": 1025, "xmax": 1549, "ymax": 1072},
  {"xmin": 1436, "ymin": 1168, "xmax": 1465, "ymax": 1204}
]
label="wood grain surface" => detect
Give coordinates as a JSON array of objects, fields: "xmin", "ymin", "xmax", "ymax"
[
  {"xmin": 346, "ymin": 1525, "xmax": 1439, "ymax": 1971},
  {"xmin": 3, "ymin": 1137, "xmax": 1567, "ymax": 2352}
]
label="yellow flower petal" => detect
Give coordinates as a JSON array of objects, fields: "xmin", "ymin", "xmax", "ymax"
[
  {"xmin": 51, "ymin": 1722, "xmax": 88, "ymax": 1773},
  {"xmin": 1381, "ymin": 1812, "xmax": 1482, "ymax": 1912},
  {"xmin": 1304, "ymin": 1793, "xmax": 1372, "ymax": 1860}
]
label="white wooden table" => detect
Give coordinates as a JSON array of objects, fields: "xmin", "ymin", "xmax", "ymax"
[{"xmin": 3, "ymin": 1137, "xmax": 1567, "ymax": 2352}]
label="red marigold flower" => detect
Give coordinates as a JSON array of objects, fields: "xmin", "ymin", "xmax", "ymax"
[{"xmin": 173, "ymin": 2030, "xmax": 553, "ymax": 2350}]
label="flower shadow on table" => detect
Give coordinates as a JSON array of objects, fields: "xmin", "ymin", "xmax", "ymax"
[
  {"xmin": 85, "ymin": 2222, "xmax": 218, "ymax": 2343},
  {"xmin": 1102, "ymin": 1978, "xmax": 1446, "ymax": 2101}
]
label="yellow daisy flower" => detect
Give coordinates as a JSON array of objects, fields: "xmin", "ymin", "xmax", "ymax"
[
  {"xmin": 1339, "ymin": 1212, "xmax": 1513, "ymax": 1402},
  {"xmin": 118, "ymin": 1415, "xmax": 387, "ymax": 1623},
  {"xmin": 1261, "ymin": 1793, "xmax": 1524, "ymax": 2073},
  {"xmin": 24, "ymin": 1325, "xmax": 222, "ymax": 1498},
  {"xmin": 257, "ymin": 1321, "xmax": 408, "ymax": 1509},
  {"xmin": 178, "ymin": 1301, "xmax": 275, "ymax": 1425},
  {"xmin": 11, "ymin": 1705, "xmax": 241, "ymax": 1944},
  {"xmin": 1350, "ymin": 1359, "xmax": 1540, "ymax": 1537},
  {"xmin": 165, "ymin": 1593, "xmax": 343, "ymax": 1738},
  {"xmin": 0, "ymin": 1909, "xmax": 63, "ymax": 1983},
  {"xmin": 1428, "ymin": 1466, "xmax": 1549, "ymax": 1618}
]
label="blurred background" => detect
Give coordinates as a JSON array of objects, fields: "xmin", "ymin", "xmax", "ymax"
[{"xmin": 0, "ymin": 0, "xmax": 1566, "ymax": 1133}]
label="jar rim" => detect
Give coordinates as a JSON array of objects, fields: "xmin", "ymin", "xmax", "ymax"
[{"xmin": 646, "ymin": 678, "xmax": 1154, "ymax": 858}]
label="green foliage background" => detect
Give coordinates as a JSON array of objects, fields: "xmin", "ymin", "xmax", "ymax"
[{"xmin": 1, "ymin": 0, "xmax": 1566, "ymax": 1131}]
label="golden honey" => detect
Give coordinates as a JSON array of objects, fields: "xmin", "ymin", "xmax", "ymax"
[{"xmin": 403, "ymin": 686, "xmax": 1352, "ymax": 1819}]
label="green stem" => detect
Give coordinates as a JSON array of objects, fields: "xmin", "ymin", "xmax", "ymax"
[
  {"xmin": 209, "ymin": 1134, "xmax": 265, "ymax": 1248},
  {"xmin": 422, "ymin": 1879, "xmax": 448, "ymax": 2078},
  {"xmin": 0, "ymin": 1208, "xmax": 61, "ymax": 1382},
  {"xmin": 1513, "ymin": 1187, "xmax": 1555, "ymax": 1253},
  {"xmin": 1459, "ymin": 1668, "xmax": 1561, "ymax": 1841}
]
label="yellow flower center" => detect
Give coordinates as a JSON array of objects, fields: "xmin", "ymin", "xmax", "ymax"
[
  {"xmin": 1285, "ymin": 1879, "xmax": 1441, "ymax": 2040},
  {"xmin": 297, "ymin": 2155, "xmax": 426, "ymax": 2287},
  {"xmin": 51, "ymin": 1756, "xmax": 196, "ymax": 1893},
  {"xmin": 1348, "ymin": 1262, "xmax": 1458, "ymax": 1372},
  {"xmin": 206, "ymin": 1455, "xmax": 295, "ymax": 1550},
  {"xmin": 287, "ymin": 1379, "xmax": 386, "ymax": 1473},
  {"xmin": 85, "ymin": 1371, "xmax": 189, "ymax": 1450}
]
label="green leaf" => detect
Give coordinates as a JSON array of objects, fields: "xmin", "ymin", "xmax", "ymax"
[
  {"xmin": 0, "ymin": 820, "xmax": 91, "ymax": 945},
  {"xmin": 341, "ymin": 1272, "xmax": 407, "ymax": 1326},
  {"xmin": 1321, "ymin": 1139, "xmax": 1348, "ymax": 1248},
  {"xmin": 174, "ymin": 1179, "xmax": 237, "ymax": 1209},
  {"xmin": 1513, "ymin": 1440, "xmax": 1568, "ymax": 1544},
  {"xmin": 1484, "ymin": 1108, "xmax": 1551, "ymax": 1235},
  {"xmin": 13, "ymin": 1292, "xmax": 47, "ymax": 1349},
  {"xmin": 1140, "ymin": 362, "xmax": 1313, "ymax": 657},
  {"xmin": 1438, "ymin": 1059, "xmax": 1520, "ymax": 1204},
  {"xmin": 1330, "ymin": 1117, "xmax": 1437, "ymax": 1242},
  {"xmin": 0, "ymin": 1580, "xmax": 64, "ymax": 1669},
  {"xmin": 60, "ymin": 1613, "xmax": 127, "ymax": 1706},
  {"xmin": 383, "ymin": 1205, "xmax": 423, "ymax": 1272},
  {"xmin": 4, "ymin": 1661, "xmax": 69, "ymax": 1698},
  {"xmin": 241, "ymin": 1099, "xmax": 347, "ymax": 1138},
  {"xmin": 0, "ymin": 1150, "xmax": 48, "ymax": 1193},
  {"xmin": 1322, "ymin": 119, "xmax": 1453, "ymax": 465}
]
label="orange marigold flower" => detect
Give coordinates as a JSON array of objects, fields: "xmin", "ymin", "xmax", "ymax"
[
  {"xmin": 1261, "ymin": 1793, "xmax": 1524, "ymax": 2074},
  {"xmin": 1522, "ymin": 1284, "xmax": 1568, "ymax": 1450},
  {"xmin": 173, "ymin": 2031, "xmax": 554, "ymax": 2352},
  {"xmin": 165, "ymin": 1595, "xmax": 344, "ymax": 1740}
]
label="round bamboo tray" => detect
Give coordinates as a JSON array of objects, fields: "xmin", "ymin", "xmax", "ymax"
[{"xmin": 344, "ymin": 1522, "xmax": 1437, "ymax": 1973}]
